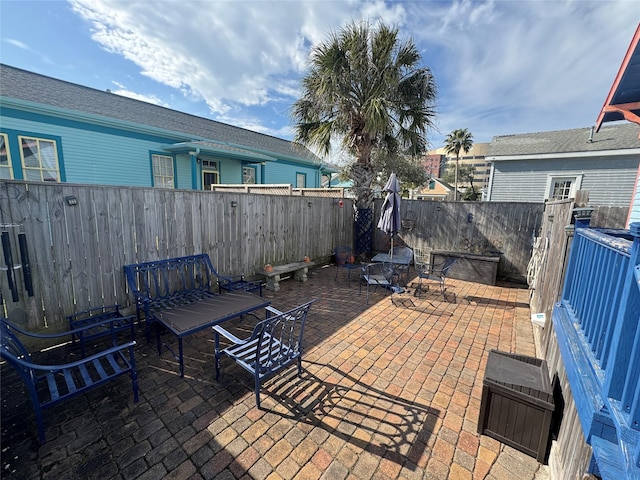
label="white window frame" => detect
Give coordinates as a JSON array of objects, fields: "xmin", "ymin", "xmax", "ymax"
[
  {"xmin": 201, "ymin": 159, "xmax": 220, "ymax": 190},
  {"xmin": 0, "ymin": 134, "xmax": 12, "ymax": 180},
  {"xmin": 545, "ymin": 174, "xmax": 583, "ymax": 201},
  {"xmin": 152, "ymin": 154, "xmax": 174, "ymax": 188},
  {"xmin": 243, "ymin": 166, "xmax": 256, "ymax": 184},
  {"xmin": 296, "ymin": 172, "xmax": 306, "ymax": 188},
  {"xmin": 19, "ymin": 135, "xmax": 60, "ymax": 182}
]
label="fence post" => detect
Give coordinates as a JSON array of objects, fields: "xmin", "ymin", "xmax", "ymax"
[{"xmin": 573, "ymin": 207, "xmax": 594, "ymax": 229}]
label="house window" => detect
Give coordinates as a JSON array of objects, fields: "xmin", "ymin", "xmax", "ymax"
[
  {"xmin": 0, "ymin": 134, "xmax": 12, "ymax": 179},
  {"xmin": 243, "ymin": 166, "xmax": 256, "ymax": 184},
  {"xmin": 552, "ymin": 180, "xmax": 572, "ymax": 199},
  {"xmin": 202, "ymin": 159, "xmax": 219, "ymax": 190},
  {"xmin": 296, "ymin": 173, "xmax": 306, "ymax": 188},
  {"xmin": 152, "ymin": 154, "xmax": 174, "ymax": 188},
  {"xmin": 19, "ymin": 136, "xmax": 60, "ymax": 182},
  {"xmin": 547, "ymin": 175, "xmax": 581, "ymax": 200}
]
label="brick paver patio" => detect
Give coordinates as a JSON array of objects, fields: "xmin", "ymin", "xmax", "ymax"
[{"xmin": 1, "ymin": 264, "xmax": 549, "ymax": 479}]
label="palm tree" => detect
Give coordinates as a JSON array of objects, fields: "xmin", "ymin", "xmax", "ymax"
[
  {"xmin": 443, "ymin": 128, "xmax": 473, "ymax": 201},
  {"xmin": 291, "ymin": 20, "xmax": 437, "ymax": 210}
]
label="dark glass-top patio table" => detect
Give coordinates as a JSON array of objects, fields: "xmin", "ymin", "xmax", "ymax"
[
  {"xmin": 370, "ymin": 252, "xmax": 413, "ymax": 289},
  {"xmin": 154, "ymin": 291, "xmax": 271, "ymax": 377},
  {"xmin": 371, "ymin": 253, "xmax": 412, "ymax": 266}
]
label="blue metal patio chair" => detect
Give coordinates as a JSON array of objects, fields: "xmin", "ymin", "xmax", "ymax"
[
  {"xmin": 390, "ymin": 246, "xmax": 414, "ymax": 281},
  {"xmin": 359, "ymin": 262, "xmax": 399, "ymax": 304},
  {"xmin": 213, "ymin": 299, "xmax": 316, "ymax": 408},
  {"xmin": 333, "ymin": 245, "xmax": 361, "ymax": 285},
  {"xmin": 0, "ymin": 317, "xmax": 139, "ymax": 443},
  {"xmin": 414, "ymin": 256, "xmax": 458, "ymax": 299}
]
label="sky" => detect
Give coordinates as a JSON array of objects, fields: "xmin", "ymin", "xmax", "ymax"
[{"xmin": 0, "ymin": 0, "xmax": 638, "ymax": 163}]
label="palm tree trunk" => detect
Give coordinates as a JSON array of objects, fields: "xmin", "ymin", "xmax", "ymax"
[
  {"xmin": 350, "ymin": 163, "xmax": 376, "ymax": 256},
  {"xmin": 350, "ymin": 163, "xmax": 375, "ymax": 209},
  {"xmin": 454, "ymin": 155, "xmax": 459, "ymax": 201}
]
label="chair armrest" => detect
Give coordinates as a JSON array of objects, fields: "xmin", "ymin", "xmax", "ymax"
[
  {"xmin": 266, "ymin": 305, "xmax": 299, "ymax": 321},
  {"xmin": 3, "ymin": 316, "xmax": 136, "ymax": 340},
  {"xmin": 217, "ymin": 274, "xmax": 254, "ymax": 284},
  {"xmin": 266, "ymin": 306, "xmax": 284, "ymax": 316},
  {"xmin": 67, "ymin": 304, "xmax": 121, "ymax": 319},
  {"xmin": 4, "ymin": 340, "xmax": 137, "ymax": 371},
  {"xmin": 212, "ymin": 325, "xmax": 248, "ymax": 345},
  {"xmin": 215, "ymin": 273, "xmax": 234, "ymax": 283}
]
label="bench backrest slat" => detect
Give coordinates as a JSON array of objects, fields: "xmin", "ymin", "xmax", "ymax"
[{"xmin": 124, "ymin": 254, "xmax": 216, "ymax": 305}]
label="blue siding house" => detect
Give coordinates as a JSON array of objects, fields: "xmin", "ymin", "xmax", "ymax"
[{"xmin": 0, "ymin": 64, "xmax": 332, "ymax": 190}]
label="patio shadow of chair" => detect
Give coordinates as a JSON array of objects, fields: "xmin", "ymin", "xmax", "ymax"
[
  {"xmin": 464, "ymin": 295, "xmax": 530, "ymax": 309},
  {"xmin": 390, "ymin": 294, "xmax": 454, "ymax": 318},
  {"xmin": 264, "ymin": 362, "xmax": 440, "ymax": 467},
  {"xmin": 410, "ymin": 281, "xmax": 457, "ymax": 304}
]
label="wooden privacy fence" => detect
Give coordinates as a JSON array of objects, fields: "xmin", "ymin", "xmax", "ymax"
[
  {"xmin": 0, "ymin": 181, "xmax": 353, "ymax": 329},
  {"xmin": 373, "ymin": 199, "xmax": 545, "ymax": 282}
]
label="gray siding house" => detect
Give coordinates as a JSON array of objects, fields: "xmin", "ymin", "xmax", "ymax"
[{"xmin": 485, "ymin": 123, "xmax": 640, "ymax": 207}]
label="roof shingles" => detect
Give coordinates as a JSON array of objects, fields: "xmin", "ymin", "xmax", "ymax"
[
  {"xmin": 0, "ymin": 64, "xmax": 319, "ymax": 164},
  {"xmin": 488, "ymin": 124, "xmax": 639, "ymax": 157}
]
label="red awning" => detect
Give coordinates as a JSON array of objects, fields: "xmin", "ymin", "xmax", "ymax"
[{"xmin": 595, "ymin": 24, "xmax": 640, "ymax": 134}]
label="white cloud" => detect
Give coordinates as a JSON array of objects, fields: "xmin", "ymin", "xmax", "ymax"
[
  {"xmin": 110, "ymin": 81, "xmax": 167, "ymax": 106},
  {"xmin": 5, "ymin": 38, "xmax": 30, "ymax": 50},
  {"xmin": 67, "ymin": 0, "xmax": 638, "ymax": 148},
  {"xmin": 405, "ymin": 0, "xmax": 639, "ymax": 143},
  {"xmin": 68, "ymin": 0, "xmax": 384, "ymax": 115}
]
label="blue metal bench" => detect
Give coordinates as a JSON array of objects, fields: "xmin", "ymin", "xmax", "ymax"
[
  {"xmin": 213, "ymin": 299, "xmax": 316, "ymax": 408},
  {"xmin": 123, "ymin": 254, "xmax": 262, "ymax": 342},
  {"xmin": 0, "ymin": 317, "xmax": 139, "ymax": 443}
]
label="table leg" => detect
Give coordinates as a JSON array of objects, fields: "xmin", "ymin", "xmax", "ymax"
[
  {"xmin": 214, "ymin": 331, "xmax": 221, "ymax": 380},
  {"xmin": 178, "ymin": 338, "xmax": 184, "ymax": 378},
  {"xmin": 156, "ymin": 322, "xmax": 162, "ymax": 355}
]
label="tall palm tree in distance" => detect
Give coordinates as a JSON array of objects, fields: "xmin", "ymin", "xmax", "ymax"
[
  {"xmin": 291, "ymin": 20, "xmax": 437, "ymax": 210},
  {"xmin": 444, "ymin": 128, "xmax": 474, "ymax": 201}
]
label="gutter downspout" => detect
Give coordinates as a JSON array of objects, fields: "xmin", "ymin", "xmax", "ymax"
[{"xmin": 190, "ymin": 147, "xmax": 200, "ymax": 190}]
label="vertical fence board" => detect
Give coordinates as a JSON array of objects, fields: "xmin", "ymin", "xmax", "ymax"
[
  {"xmin": 62, "ymin": 185, "xmax": 89, "ymax": 313},
  {"xmin": 115, "ymin": 187, "xmax": 135, "ymax": 300},
  {"xmin": 45, "ymin": 185, "xmax": 74, "ymax": 325},
  {"xmin": 93, "ymin": 186, "xmax": 118, "ymax": 307}
]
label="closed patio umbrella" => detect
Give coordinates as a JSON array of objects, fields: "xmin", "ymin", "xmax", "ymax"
[{"xmin": 377, "ymin": 172, "xmax": 402, "ymax": 258}]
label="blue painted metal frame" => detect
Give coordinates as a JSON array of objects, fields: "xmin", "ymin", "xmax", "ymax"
[
  {"xmin": 123, "ymin": 253, "xmax": 262, "ymax": 342},
  {"xmin": 213, "ymin": 299, "xmax": 316, "ymax": 408},
  {"xmin": 0, "ymin": 317, "xmax": 139, "ymax": 443},
  {"xmin": 553, "ymin": 222, "xmax": 640, "ymax": 478}
]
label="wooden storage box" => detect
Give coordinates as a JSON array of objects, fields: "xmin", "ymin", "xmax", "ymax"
[
  {"xmin": 430, "ymin": 250, "xmax": 499, "ymax": 285},
  {"xmin": 478, "ymin": 350, "xmax": 555, "ymax": 464}
]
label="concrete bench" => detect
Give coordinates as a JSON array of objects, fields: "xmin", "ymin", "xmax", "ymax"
[{"xmin": 258, "ymin": 261, "xmax": 315, "ymax": 292}]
